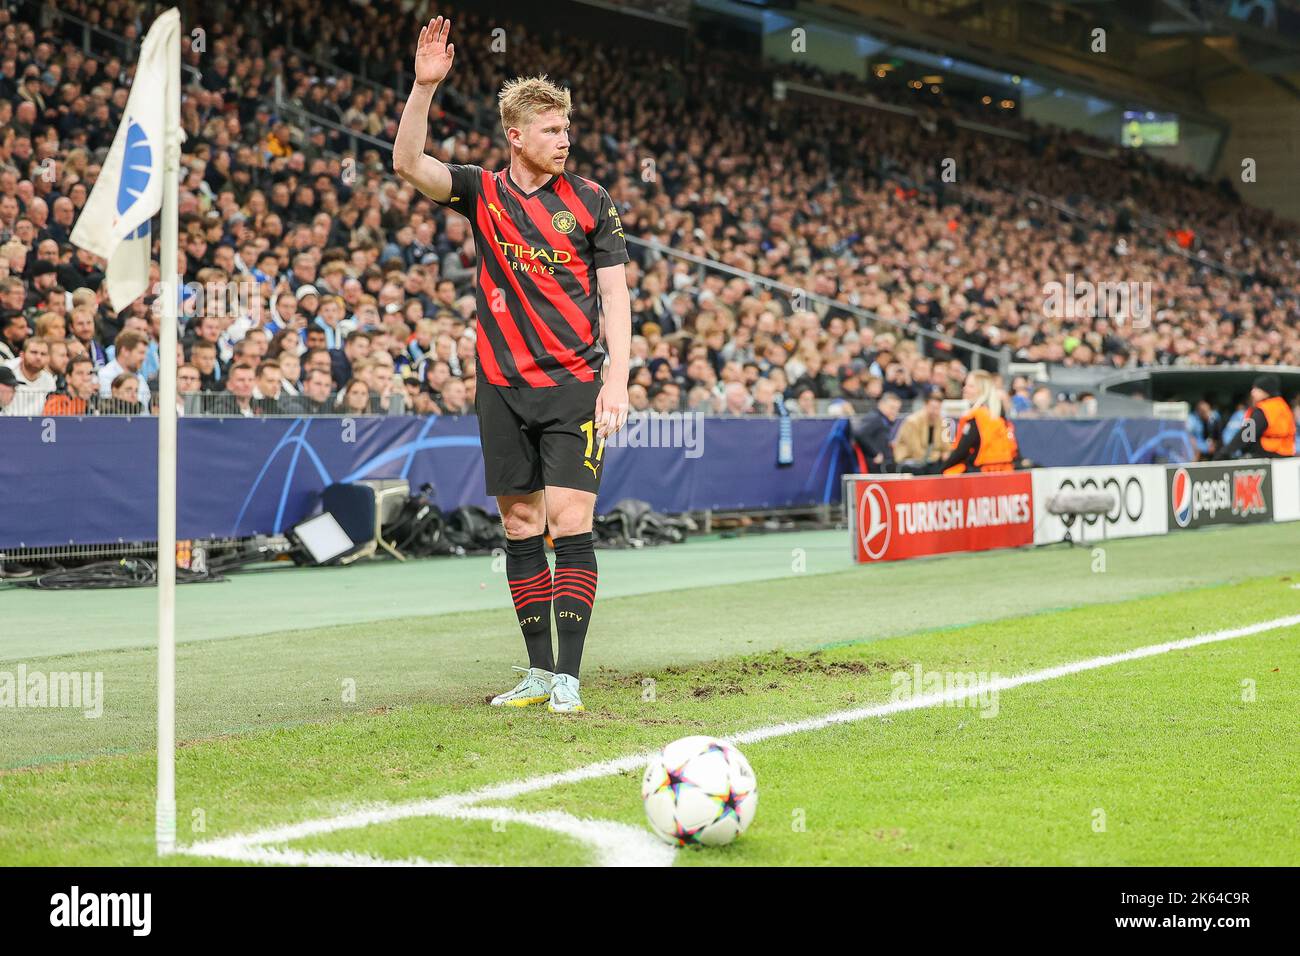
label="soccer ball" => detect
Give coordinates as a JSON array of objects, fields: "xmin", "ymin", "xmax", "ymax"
[{"xmin": 641, "ymin": 735, "xmax": 757, "ymax": 847}]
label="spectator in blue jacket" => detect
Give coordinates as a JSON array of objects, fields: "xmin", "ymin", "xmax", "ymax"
[
  {"xmin": 852, "ymin": 391, "xmax": 902, "ymax": 472},
  {"xmin": 1219, "ymin": 402, "xmax": 1248, "ymax": 455},
  {"xmin": 1187, "ymin": 399, "xmax": 1222, "ymax": 459}
]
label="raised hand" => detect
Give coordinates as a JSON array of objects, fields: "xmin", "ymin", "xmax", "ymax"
[{"xmin": 414, "ymin": 16, "xmax": 455, "ymax": 87}]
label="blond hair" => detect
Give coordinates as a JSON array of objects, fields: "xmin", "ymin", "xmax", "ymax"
[
  {"xmin": 498, "ymin": 75, "xmax": 571, "ymax": 135},
  {"xmin": 968, "ymin": 369, "xmax": 1004, "ymax": 419},
  {"xmin": 34, "ymin": 312, "xmax": 65, "ymax": 338}
]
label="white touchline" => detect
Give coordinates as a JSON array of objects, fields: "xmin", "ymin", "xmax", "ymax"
[{"xmin": 178, "ymin": 613, "xmax": 1300, "ymax": 868}]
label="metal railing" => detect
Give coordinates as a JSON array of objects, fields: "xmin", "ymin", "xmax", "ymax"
[
  {"xmin": 282, "ymin": 42, "xmax": 411, "ymax": 100},
  {"xmin": 268, "ymin": 61, "xmax": 482, "ymax": 158},
  {"xmin": 3, "ymin": 389, "xmax": 162, "ymax": 416},
  {"xmin": 280, "ymin": 12, "xmax": 428, "ymax": 93},
  {"xmin": 269, "ymin": 75, "xmax": 396, "ymax": 157},
  {"xmin": 20, "ymin": 0, "xmax": 202, "ymax": 83},
  {"xmin": 781, "ymin": 80, "xmax": 1030, "ymax": 143},
  {"xmin": 1017, "ymin": 186, "xmax": 1254, "ymax": 283},
  {"xmin": 2, "ymin": 390, "xmax": 414, "ymax": 417},
  {"xmin": 9, "ymin": 384, "xmax": 984, "ymax": 420},
  {"xmin": 3, "ymin": 389, "xmax": 89, "ymax": 417},
  {"xmin": 0, "ymin": 535, "xmax": 257, "ymax": 570},
  {"xmin": 626, "ymin": 236, "xmax": 1010, "ymax": 374},
  {"xmin": 174, "ymin": 392, "xmax": 414, "ymax": 417}
]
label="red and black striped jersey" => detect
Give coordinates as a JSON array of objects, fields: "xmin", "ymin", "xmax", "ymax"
[{"xmin": 440, "ymin": 164, "xmax": 629, "ymax": 388}]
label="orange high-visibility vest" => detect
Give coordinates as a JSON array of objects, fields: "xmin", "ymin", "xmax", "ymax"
[
  {"xmin": 1254, "ymin": 395, "xmax": 1296, "ymax": 457},
  {"xmin": 42, "ymin": 393, "xmax": 88, "ymax": 416},
  {"xmin": 944, "ymin": 406, "xmax": 1018, "ymax": 475}
]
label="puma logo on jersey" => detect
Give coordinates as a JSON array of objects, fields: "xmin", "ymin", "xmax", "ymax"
[{"xmin": 488, "ymin": 201, "xmax": 506, "ymax": 221}]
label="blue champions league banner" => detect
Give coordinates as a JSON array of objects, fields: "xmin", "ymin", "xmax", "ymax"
[
  {"xmin": 1007, "ymin": 417, "xmax": 1193, "ymax": 469},
  {"xmin": 0, "ymin": 415, "xmax": 856, "ymax": 548},
  {"xmin": 0, "ymin": 415, "xmax": 1188, "ymax": 549}
]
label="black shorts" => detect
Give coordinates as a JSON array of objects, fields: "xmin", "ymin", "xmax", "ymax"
[{"xmin": 475, "ymin": 377, "xmax": 604, "ymax": 497}]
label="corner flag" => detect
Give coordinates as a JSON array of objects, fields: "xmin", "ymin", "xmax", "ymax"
[
  {"xmin": 70, "ymin": 6, "xmax": 186, "ymax": 857},
  {"xmin": 70, "ymin": 8, "xmax": 183, "ymax": 313}
]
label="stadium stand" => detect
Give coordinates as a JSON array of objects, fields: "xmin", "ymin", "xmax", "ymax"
[{"xmin": 1, "ymin": 0, "xmax": 1298, "ymax": 429}]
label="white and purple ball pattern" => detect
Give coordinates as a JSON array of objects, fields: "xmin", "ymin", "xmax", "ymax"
[{"xmin": 641, "ymin": 735, "xmax": 757, "ymax": 847}]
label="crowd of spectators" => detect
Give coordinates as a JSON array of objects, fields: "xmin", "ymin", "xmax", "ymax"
[{"xmin": 2, "ymin": 0, "xmax": 1298, "ymax": 425}]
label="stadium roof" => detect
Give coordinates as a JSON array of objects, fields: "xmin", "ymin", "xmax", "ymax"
[{"xmin": 816, "ymin": 0, "xmax": 1300, "ymax": 119}]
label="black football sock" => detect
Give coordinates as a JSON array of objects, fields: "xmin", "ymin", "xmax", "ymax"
[
  {"xmin": 552, "ymin": 532, "xmax": 597, "ymax": 679},
  {"xmin": 506, "ymin": 534, "xmax": 554, "ymax": 672}
]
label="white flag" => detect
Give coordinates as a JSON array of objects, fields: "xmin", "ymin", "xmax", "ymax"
[{"xmin": 70, "ymin": 8, "xmax": 182, "ymax": 313}]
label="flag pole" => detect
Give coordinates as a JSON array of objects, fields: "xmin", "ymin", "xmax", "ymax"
[{"xmin": 155, "ymin": 13, "xmax": 182, "ymax": 857}]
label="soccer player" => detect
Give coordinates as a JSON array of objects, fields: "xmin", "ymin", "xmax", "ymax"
[{"xmin": 394, "ymin": 17, "xmax": 631, "ymax": 713}]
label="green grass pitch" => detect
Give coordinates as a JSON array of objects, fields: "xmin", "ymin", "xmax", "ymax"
[{"xmin": 1, "ymin": 523, "xmax": 1298, "ymax": 866}]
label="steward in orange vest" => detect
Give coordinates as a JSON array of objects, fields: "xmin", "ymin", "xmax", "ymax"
[
  {"xmin": 1215, "ymin": 374, "xmax": 1295, "ymax": 459},
  {"xmin": 939, "ymin": 405, "xmax": 1019, "ymax": 475}
]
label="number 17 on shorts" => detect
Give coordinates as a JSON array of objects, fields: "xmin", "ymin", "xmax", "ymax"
[{"xmin": 580, "ymin": 419, "xmax": 605, "ymax": 481}]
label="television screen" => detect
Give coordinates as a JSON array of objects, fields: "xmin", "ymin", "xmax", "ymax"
[{"xmin": 1122, "ymin": 111, "xmax": 1179, "ymax": 147}]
